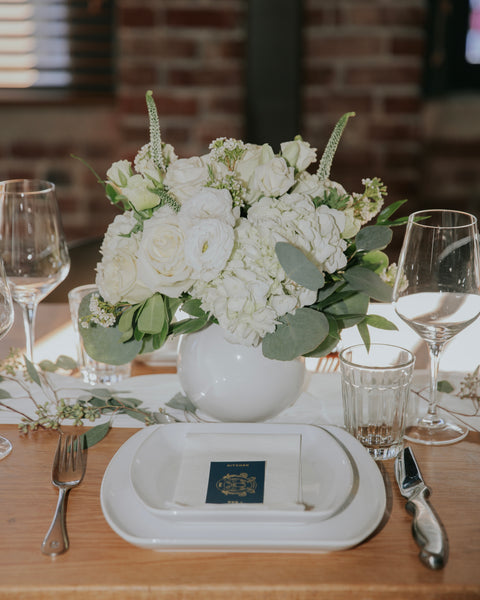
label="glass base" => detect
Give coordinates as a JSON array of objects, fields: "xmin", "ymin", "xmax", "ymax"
[
  {"xmin": 405, "ymin": 419, "xmax": 468, "ymax": 445},
  {"xmin": 0, "ymin": 435, "xmax": 12, "ymax": 459}
]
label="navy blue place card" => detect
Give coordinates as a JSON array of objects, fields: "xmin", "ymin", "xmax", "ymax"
[{"xmin": 205, "ymin": 461, "xmax": 265, "ymax": 504}]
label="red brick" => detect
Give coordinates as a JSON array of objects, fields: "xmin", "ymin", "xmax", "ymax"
[
  {"xmin": 165, "ymin": 8, "xmax": 243, "ymax": 29},
  {"xmin": 391, "ymin": 36, "xmax": 425, "ymax": 56},
  {"xmin": 119, "ymin": 7, "xmax": 156, "ymax": 27},
  {"xmin": 119, "ymin": 93, "xmax": 199, "ymax": 117},
  {"xmin": 120, "ymin": 65, "xmax": 158, "ymax": 86},
  {"xmin": 167, "ymin": 66, "xmax": 243, "ymax": 87},
  {"xmin": 303, "ymin": 65, "xmax": 337, "ymax": 86},
  {"xmin": 10, "ymin": 142, "xmax": 48, "ymax": 159},
  {"xmin": 384, "ymin": 95, "xmax": 422, "ymax": 113},
  {"xmin": 306, "ymin": 35, "xmax": 383, "ymax": 57},
  {"xmin": 345, "ymin": 65, "xmax": 422, "ymax": 86},
  {"xmin": 304, "ymin": 93, "xmax": 374, "ymax": 115},
  {"xmin": 203, "ymin": 39, "xmax": 245, "ymax": 60},
  {"xmin": 368, "ymin": 121, "xmax": 421, "ymax": 142},
  {"xmin": 121, "ymin": 37, "xmax": 197, "ymax": 59}
]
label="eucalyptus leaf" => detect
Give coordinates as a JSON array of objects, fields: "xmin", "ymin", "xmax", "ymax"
[
  {"xmin": 303, "ymin": 315, "xmax": 340, "ymax": 358},
  {"xmin": 166, "ymin": 392, "xmax": 198, "ymax": 413},
  {"xmin": 118, "ymin": 305, "xmax": 137, "ymax": 333},
  {"xmin": 262, "ymin": 308, "xmax": 329, "ymax": 361},
  {"xmin": 0, "ymin": 388, "xmax": 12, "ymax": 400},
  {"xmin": 363, "ymin": 314, "xmax": 398, "ymax": 331},
  {"xmin": 324, "ymin": 292, "xmax": 369, "ymax": 328},
  {"xmin": 275, "ymin": 242, "xmax": 325, "ymax": 291},
  {"xmin": 81, "ymin": 422, "xmax": 111, "ymax": 448},
  {"xmin": 55, "ymin": 355, "xmax": 77, "ymax": 370},
  {"xmin": 355, "ymin": 226, "xmax": 392, "ymax": 252},
  {"xmin": 137, "ymin": 294, "xmax": 166, "ymax": 334},
  {"xmin": 438, "ymin": 380, "xmax": 455, "ymax": 394},
  {"xmin": 25, "ymin": 356, "xmax": 41, "ymax": 386},
  {"xmin": 88, "ymin": 387, "xmax": 114, "ymax": 401},
  {"xmin": 79, "ymin": 293, "xmax": 142, "ymax": 365},
  {"xmin": 38, "ymin": 360, "xmax": 57, "ymax": 373},
  {"xmin": 343, "ymin": 266, "xmax": 393, "ymax": 302},
  {"xmin": 171, "ymin": 317, "xmax": 209, "ymax": 336},
  {"xmin": 359, "ymin": 250, "xmax": 389, "ymax": 274},
  {"xmin": 181, "ymin": 298, "xmax": 206, "ymax": 318},
  {"xmin": 315, "ymin": 281, "xmax": 344, "ymax": 304},
  {"xmin": 357, "ymin": 320, "xmax": 371, "ymax": 351}
]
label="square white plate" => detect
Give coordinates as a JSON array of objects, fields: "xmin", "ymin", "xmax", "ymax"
[
  {"xmin": 100, "ymin": 424, "xmax": 386, "ymax": 552},
  {"xmin": 129, "ymin": 423, "xmax": 355, "ymax": 523}
]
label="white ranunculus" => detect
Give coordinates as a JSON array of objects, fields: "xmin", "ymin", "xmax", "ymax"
[
  {"xmin": 122, "ymin": 174, "xmax": 160, "ymax": 211},
  {"xmin": 106, "ymin": 160, "xmax": 132, "ymax": 188},
  {"xmin": 163, "ymin": 156, "xmax": 209, "ymax": 203},
  {"xmin": 179, "ymin": 187, "xmax": 237, "ymax": 227},
  {"xmin": 250, "ymin": 157, "xmax": 295, "ymax": 199},
  {"xmin": 280, "ymin": 140, "xmax": 317, "ymax": 171},
  {"xmin": 136, "ymin": 207, "xmax": 193, "ymax": 296},
  {"xmin": 235, "ymin": 143, "xmax": 274, "ymax": 186},
  {"xmin": 184, "ymin": 218, "xmax": 234, "ymax": 282}
]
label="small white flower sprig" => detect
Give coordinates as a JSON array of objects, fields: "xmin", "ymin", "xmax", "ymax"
[{"xmin": 76, "ymin": 91, "xmax": 410, "ymax": 367}]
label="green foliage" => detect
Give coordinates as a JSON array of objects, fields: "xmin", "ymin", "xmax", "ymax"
[
  {"xmin": 355, "ymin": 226, "xmax": 392, "ymax": 252},
  {"xmin": 262, "ymin": 308, "xmax": 330, "ymax": 361},
  {"xmin": 275, "ymin": 242, "xmax": 325, "ymax": 291},
  {"xmin": 0, "ymin": 352, "xmax": 175, "ymax": 448}
]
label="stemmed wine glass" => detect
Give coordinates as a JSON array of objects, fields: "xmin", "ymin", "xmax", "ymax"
[
  {"xmin": 0, "ymin": 258, "xmax": 15, "ymax": 458},
  {"xmin": 393, "ymin": 209, "xmax": 480, "ymax": 445},
  {"xmin": 0, "ymin": 180, "xmax": 70, "ymax": 362}
]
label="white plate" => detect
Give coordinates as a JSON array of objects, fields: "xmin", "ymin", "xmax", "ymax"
[
  {"xmin": 100, "ymin": 425, "xmax": 386, "ymax": 552},
  {"xmin": 129, "ymin": 423, "xmax": 355, "ymax": 523}
]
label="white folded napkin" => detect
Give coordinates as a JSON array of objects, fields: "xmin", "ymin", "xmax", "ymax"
[{"xmin": 167, "ymin": 432, "xmax": 305, "ymax": 511}]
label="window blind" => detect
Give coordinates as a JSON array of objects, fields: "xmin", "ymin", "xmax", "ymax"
[{"xmin": 0, "ymin": 0, "xmax": 114, "ymax": 95}]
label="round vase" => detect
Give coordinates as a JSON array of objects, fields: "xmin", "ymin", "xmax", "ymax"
[{"xmin": 177, "ymin": 324, "xmax": 306, "ymax": 422}]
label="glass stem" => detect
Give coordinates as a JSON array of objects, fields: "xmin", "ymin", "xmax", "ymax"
[
  {"xmin": 425, "ymin": 341, "xmax": 444, "ymax": 427},
  {"xmin": 20, "ymin": 302, "xmax": 37, "ymax": 362}
]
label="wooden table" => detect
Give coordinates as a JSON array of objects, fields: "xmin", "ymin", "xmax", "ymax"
[{"xmin": 0, "ymin": 305, "xmax": 479, "ymax": 599}]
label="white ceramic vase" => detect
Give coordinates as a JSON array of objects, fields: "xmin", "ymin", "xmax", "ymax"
[{"xmin": 177, "ymin": 324, "xmax": 306, "ymax": 422}]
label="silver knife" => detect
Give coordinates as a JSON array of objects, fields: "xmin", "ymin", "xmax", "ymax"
[{"xmin": 394, "ymin": 446, "xmax": 448, "ymax": 570}]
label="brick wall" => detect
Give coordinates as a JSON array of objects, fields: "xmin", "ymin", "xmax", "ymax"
[{"xmin": 1, "ymin": 0, "xmax": 479, "ymax": 260}]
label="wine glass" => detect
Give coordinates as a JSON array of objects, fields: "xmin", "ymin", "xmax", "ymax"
[
  {"xmin": 0, "ymin": 180, "xmax": 70, "ymax": 362},
  {"xmin": 0, "ymin": 258, "xmax": 15, "ymax": 459},
  {"xmin": 393, "ymin": 209, "xmax": 480, "ymax": 445}
]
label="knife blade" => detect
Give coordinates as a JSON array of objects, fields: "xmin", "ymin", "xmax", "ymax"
[{"xmin": 394, "ymin": 446, "xmax": 448, "ymax": 570}]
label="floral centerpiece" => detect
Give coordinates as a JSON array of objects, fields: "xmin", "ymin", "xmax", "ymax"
[{"xmin": 79, "ymin": 91, "xmax": 406, "ymax": 367}]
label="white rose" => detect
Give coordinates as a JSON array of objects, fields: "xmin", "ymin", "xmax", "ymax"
[
  {"xmin": 251, "ymin": 157, "xmax": 295, "ymax": 198},
  {"xmin": 179, "ymin": 187, "xmax": 237, "ymax": 227},
  {"xmin": 235, "ymin": 143, "xmax": 274, "ymax": 185},
  {"xmin": 96, "ymin": 248, "xmax": 152, "ymax": 305},
  {"xmin": 106, "ymin": 160, "xmax": 132, "ymax": 187},
  {"xmin": 136, "ymin": 207, "xmax": 193, "ymax": 296},
  {"xmin": 122, "ymin": 174, "xmax": 160, "ymax": 211},
  {"xmin": 97, "ymin": 213, "xmax": 152, "ymax": 304},
  {"xmin": 163, "ymin": 156, "xmax": 209, "ymax": 203},
  {"xmin": 280, "ymin": 140, "xmax": 317, "ymax": 171},
  {"xmin": 184, "ymin": 219, "xmax": 234, "ymax": 281}
]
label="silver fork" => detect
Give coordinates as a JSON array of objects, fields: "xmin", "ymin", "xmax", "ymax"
[{"xmin": 41, "ymin": 433, "xmax": 87, "ymax": 556}]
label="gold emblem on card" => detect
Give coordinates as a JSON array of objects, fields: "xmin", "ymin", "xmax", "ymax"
[{"xmin": 216, "ymin": 472, "xmax": 257, "ymax": 497}]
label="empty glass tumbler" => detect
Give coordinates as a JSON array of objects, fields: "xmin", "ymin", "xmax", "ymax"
[{"xmin": 339, "ymin": 344, "xmax": 415, "ymax": 461}]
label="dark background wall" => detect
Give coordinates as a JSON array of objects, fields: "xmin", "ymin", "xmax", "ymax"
[{"xmin": 1, "ymin": 0, "xmax": 479, "ymax": 261}]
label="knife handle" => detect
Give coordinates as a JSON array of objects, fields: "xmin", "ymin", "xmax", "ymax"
[{"xmin": 406, "ymin": 487, "xmax": 448, "ymax": 570}]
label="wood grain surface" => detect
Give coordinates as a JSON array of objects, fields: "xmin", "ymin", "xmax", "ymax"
[{"xmin": 0, "ymin": 424, "xmax": 479, "ymax": 599}]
